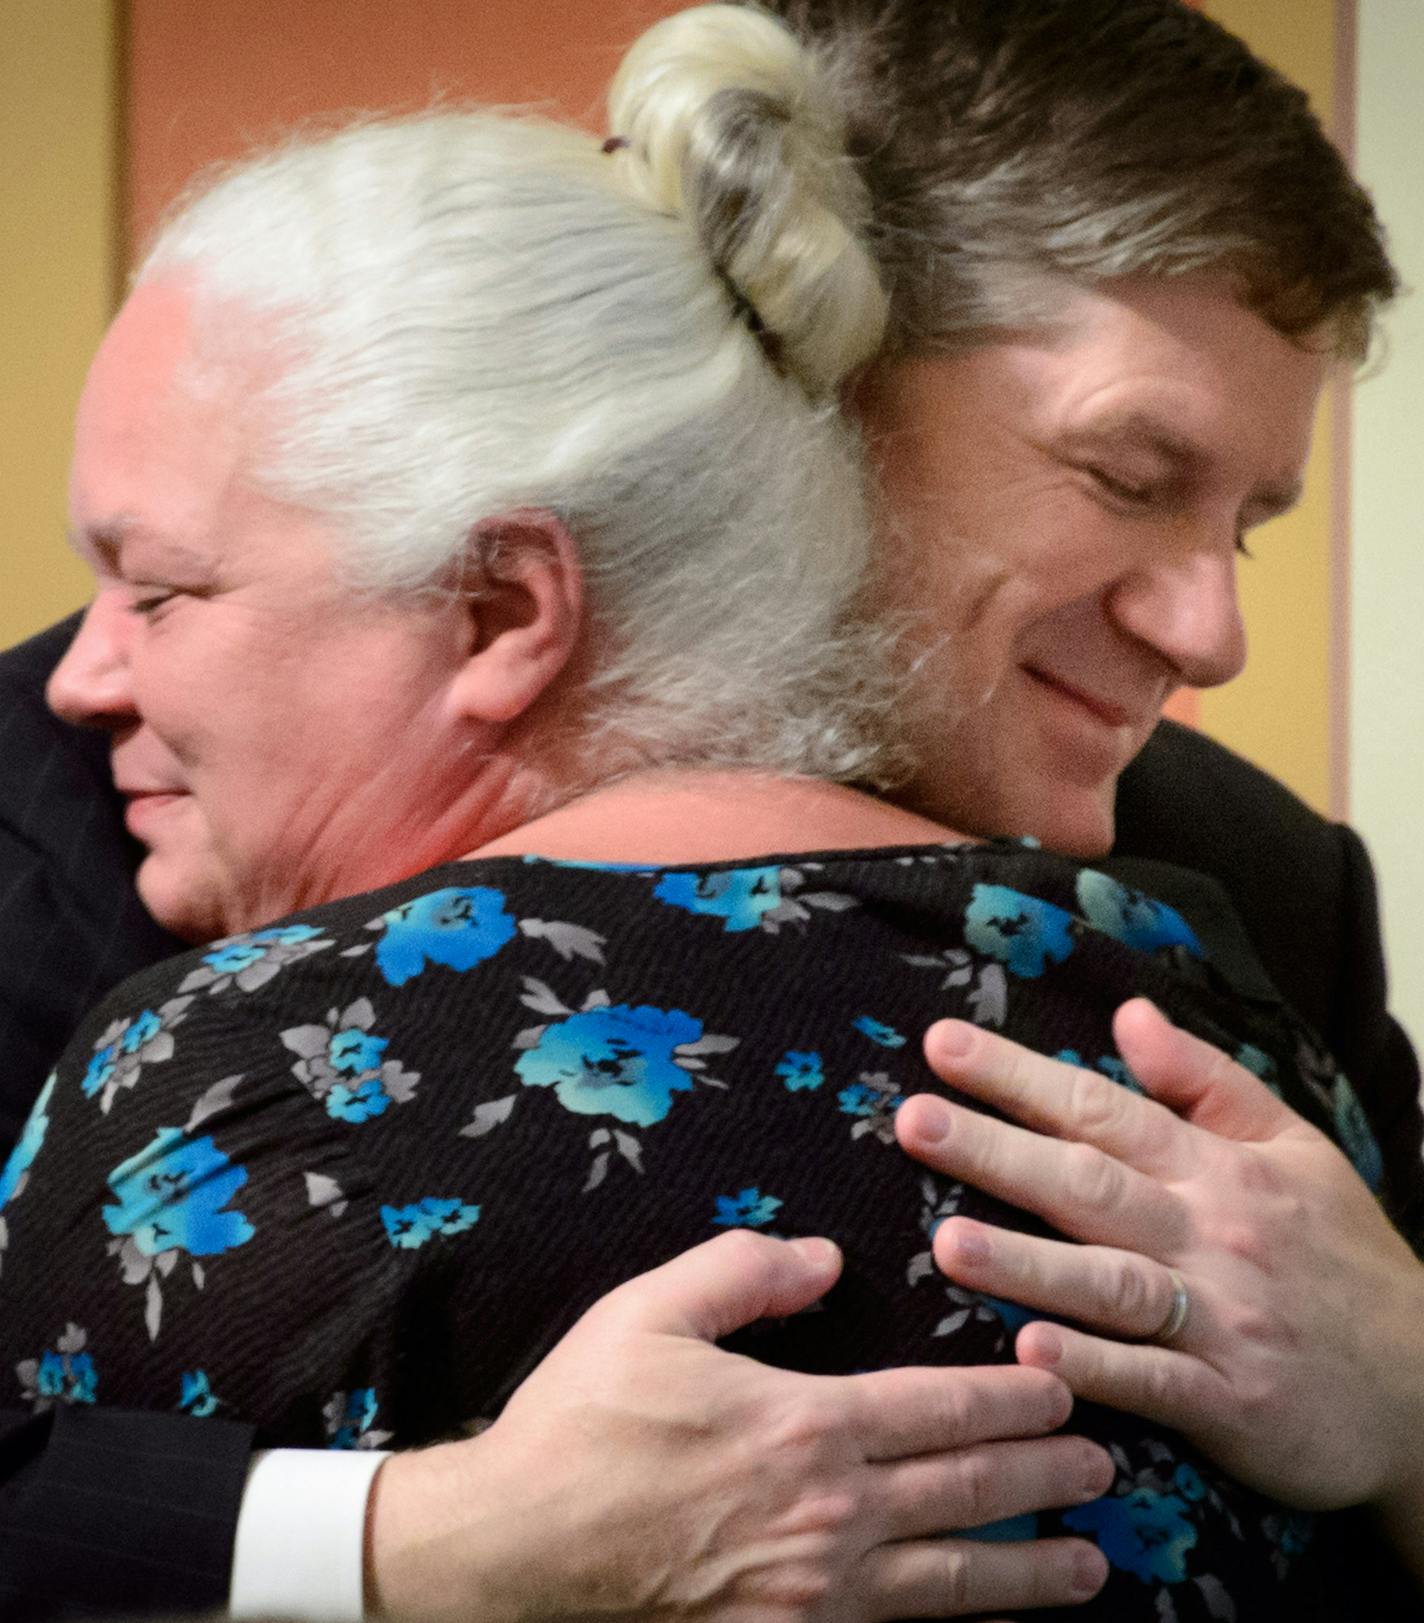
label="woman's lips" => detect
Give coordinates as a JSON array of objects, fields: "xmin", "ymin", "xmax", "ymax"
[{"xmin": 121, "ymin": 790, "xmax": 188, "ymax": 837}]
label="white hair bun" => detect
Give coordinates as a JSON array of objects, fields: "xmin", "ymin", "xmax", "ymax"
[{"xmin": 607, "ymin": 2, "xmax": 886, "ymax": 395}]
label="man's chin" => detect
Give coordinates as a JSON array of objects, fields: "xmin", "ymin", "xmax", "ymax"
[{"xmin": 998, "ymin": 780, "xmax": 1117, "ymax": 860}]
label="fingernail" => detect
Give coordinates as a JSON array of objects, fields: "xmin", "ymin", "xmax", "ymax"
[
  {"xmin": 787, "ymin": 1236, "xmax": 839, "ymax": 1268},
  {"xmin": 1080, "ymin": 1449, "xmax": 1114, "ymax": 1500},
  {"xmin": 951, "ymin": 1223, "xmax": 992, "ymax": 1263},
  {"xmin": 1124, "ymin": 996, "xmax": 1168, "ymax": 1028},
  {"xmin": 1029, "ymin": 1325, "xmax": 1063, "ymax": 1366},
  {"xmin": 912, "ymin": 1096, "xmax": 953, "ymax": 1143},
  {"xmin": 933, "ymin": 1021, "xmax": 975, "ymax": 1058},
  {"xmin": 1073, "ymin": 1546, "xmax": 1108, "ymax": 1597}
]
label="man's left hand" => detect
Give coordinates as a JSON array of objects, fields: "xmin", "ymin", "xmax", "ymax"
[{"xmin": 896, "ymin": 1000, "xmax": 1424, "ymax": 1537}]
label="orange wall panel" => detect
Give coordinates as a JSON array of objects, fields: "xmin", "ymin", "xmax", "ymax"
[{"xmin": 126, "ymin": 0, "xmax": 685, "ymax": 257}]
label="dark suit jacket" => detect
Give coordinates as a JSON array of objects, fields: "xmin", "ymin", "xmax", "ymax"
[
  {"xmin": 0, "ymin": 622, "xmax": 245, "ymax": 1620},
  {"xmin": 0, "ymin": 620, "xmax": 1419, "ymax": 1616},
  {"xmin": 0, "ymin": 619, "xmax": 181, "ymax": 1153},
  {"xmin": 1113, "ymin": 719, "xmax": 1424, "ymax": 1246}
]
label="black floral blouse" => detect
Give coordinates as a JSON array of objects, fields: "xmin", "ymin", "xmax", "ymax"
[{"xmin": 0, "ymin": 843, "xmax": 1394, "ymax": 1620}]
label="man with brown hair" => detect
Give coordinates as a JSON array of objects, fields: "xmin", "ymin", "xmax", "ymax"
[{"xmin": 759, "ymin": 0, "xmax": 1421, "ymax": 1228}]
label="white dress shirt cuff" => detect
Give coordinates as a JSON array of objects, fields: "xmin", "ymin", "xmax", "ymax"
[{"xmin": 230, "ymin": 1447, "xmax": 391, "ymax": 1621}]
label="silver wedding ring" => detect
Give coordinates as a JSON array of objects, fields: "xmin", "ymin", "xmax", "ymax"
[{"xmin": 1152, "ymin": 1268, "xmax": 1190, "ymax": 1344}]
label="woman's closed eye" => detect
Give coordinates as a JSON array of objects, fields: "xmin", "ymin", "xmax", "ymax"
[{"xmin": 128, "ymin": 587, "xmax": 177, "ymax": 618}]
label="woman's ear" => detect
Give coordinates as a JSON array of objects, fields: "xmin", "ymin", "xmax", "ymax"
[{"xmin": 450, "ymin": 509, "xmax": 584, "ymax": 724}]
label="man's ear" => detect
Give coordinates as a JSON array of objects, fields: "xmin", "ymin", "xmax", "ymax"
[{"xmin": 450, "ymin": 509, "xmax": 584, "ymax": 725}]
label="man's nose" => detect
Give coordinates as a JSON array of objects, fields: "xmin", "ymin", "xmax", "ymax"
[
  {"xmin": 46, "ymin": 593, "xmax": 138, "ymax": 728},
  {"xmin": 1109, "ymin": 546, "xmax": 1248, "ymax": 691}
]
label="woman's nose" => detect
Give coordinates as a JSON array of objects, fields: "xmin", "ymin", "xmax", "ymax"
[{"xmin": 45, "ymin": 594, "xmax": 139, "ymax": 729}]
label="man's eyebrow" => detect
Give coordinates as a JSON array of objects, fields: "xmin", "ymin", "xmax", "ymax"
[
  {"xmin": 1062, "ymin": 411, "xmax": 1203, "ymax": 468},
  {"xmin": 1064, "ymin": 411, "xmax": 1304, "ymax": 513}
]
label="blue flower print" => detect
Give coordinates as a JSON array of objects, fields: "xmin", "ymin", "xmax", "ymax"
[
  {"xmin": 1075, "ymin": 870, "xmax": 1202, "ymax": 958},
  {"xmin": 373, "ymin": 886, "xmax": 518, "ymax": 986},
  {"xmin": 0, "ymin": 1074, "xmax": 55, "ymax": 1214},
  {"xmin": 381, "ymin": 1196, "xmax": 481, "ymax": 1249},
  {"xmin": 281, "ymin": 998, "xmax": 420, "ymax": 1123},
  {"xmin": 713, "ymin": 1187, "xmax": 783, "ymax": 1228},
  {"xmin": 329, "ymin": 1028, "xmax": 389, "ymax": 1074},
  {"xmin": 39, "ymin": 1349, "xmax": 96, "ymax": 1405},
  {"xmin": 82, "ymin": 1044, "xmax": 119, "ymax": 1099},
  {"xmin": 80, "ymin": 998, "xmax": 193, "ymax": 1113},
  {"xmin": 651, "ymin": 865, "xmax": 856, "ymax": 935},
  {"xmin": 965, "ymin": 885, "xmax": 1076, "ymax": 979},
  {"xmin": 852, "ymin": 1016, "xmax": 907, "ymax": 1050},
  {"xmin": 1263, "ymin": 1507, "xmax": 1316, "ymax": 1578},
  {"xmin": 180, "ymin": 1369, "xmax": 220, "ymax": 1416},
  {"xmin": 203, "ymin": 942, "xmax": 267, "ymax": 975},
  {"xmin": 836, "ymin": 1073, "xmax": 904, "ymax": 1144},
  {"xmin": 516, "ymin": 1003, "xmax": 708, "ymax": 1128},
  {"xmin": 16, "ymin": 1325, "xmax": 96, "ymax": 1412},
  {"xmin": 1333, "ymin": 1075, "xmax": 1384, "ymax": 1191},
  {"xmin": 776, "ymin": 1050, "xmax": 824, "ymax": 1092},
  {"xmin": 323, "ymin": 1387, "xmax": 394, "ymax": 1450},
  {"xmin": 1064, "ymin": 1487, "xmax": 1197, "ymax": 1585},
  {"xmin": 120, "ymin": 1010, "xmax": 163, "ymax": 1054},
  {"xmin": 654, "ymin": 868, "xmax": 783, "ymax": 933},
  {"xmin": 328, "ymin": 1080, "xmax": 392, "ymax": 1123},
  {"xmin": 181, "ymin": 924, "xmax": 330, "ymax": 995},
  {"xmin": 104, "ymin": 1128, "xmax": 255, "ymax": 1262},
  {"xmin": 839, "ymin": 1082, "xmax": 883, "ymax": 1117}
]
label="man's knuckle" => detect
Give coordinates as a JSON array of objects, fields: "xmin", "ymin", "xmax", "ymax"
[
  {"xmin": 938, "ymin": 1545, "xmax": 974, "ymax": 1613},
  {"xmin": 1140, "ymin": 1353, "xmax": 1183, "ymax": 1411},
  {"xmin": 770, "ymin": 1489, "xmax": 862, "ymax": 1540},
  {"xmin": 1233, "ymin": 1149, "xmax": 1290, "ymax": 1201},
  {"xmin": 1104, "ymin": 1257, "xmax": 1154, "ymax": 1325},
  {"xmin": 1065, "ymin": 1141, "xmax": 1122, "ymax": 1208},
  {"xmin": 766, "ymin": 1394, "xmax": 842, "ymax": 1459},
  {"xmin": 762, "ymin": 1564, "xmax": 835, "ymax": 1613},
  {"xmin": 1066, "ymin": 1069, "xmax": 1118, "ymax": 1137},
  {"xmin": 952, "ymin": 1450, "xmax": 998, "ymax": 1526}
]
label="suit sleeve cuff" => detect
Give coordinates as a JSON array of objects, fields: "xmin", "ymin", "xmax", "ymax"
[{"xmin": 230, "ymin": 1447, "xmax": 390, "ymax": 1621}]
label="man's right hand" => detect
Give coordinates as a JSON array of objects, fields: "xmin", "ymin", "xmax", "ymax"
[{"xmin": 366, "ymin": 1230, "xmax": 1111, "ymax": 1622}]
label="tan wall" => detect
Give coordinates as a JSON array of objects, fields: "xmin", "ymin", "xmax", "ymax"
[
  {"xmin": 1199, "ymin": 0, "xmax": 1343, "ymax": 816},
  {"xmin": 1, "ymin": 0, "xmax": 120, "ymax": 647},
  {"xmin": 125, "ymin": 0, "xmax": 685, "ymax": 256}
]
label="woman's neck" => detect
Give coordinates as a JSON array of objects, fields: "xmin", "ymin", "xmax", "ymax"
[{"xmin": 465, "ymin": 770, "xmax": 969, "ymax": 866}]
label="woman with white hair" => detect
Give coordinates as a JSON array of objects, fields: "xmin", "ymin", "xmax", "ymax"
[{"xmin": 0, "ymin": 6, "xmax": 1414, "ymax": 1619}]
